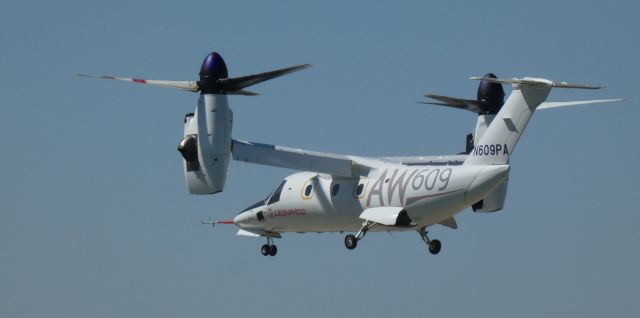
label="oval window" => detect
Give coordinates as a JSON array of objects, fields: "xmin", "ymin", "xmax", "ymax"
[
  {"xmin": 354, "ymin": 182, "xmax": 366, "ymax": 198},
  {"xmin": 301, "ymin": 179, "xmax": 316, "ymax": 199},
  {"xmin": 331, "ymin": 183, "xmax": 340, "ymax": 196}
]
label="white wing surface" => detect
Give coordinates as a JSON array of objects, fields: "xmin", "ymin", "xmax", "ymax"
[
  {"xmin": 231, "ymin": 139, "xmax": 375, "ymax": 177},
  {"xmin": 381, "ymin": 155, "xmax": 468, "ymax": 166}
]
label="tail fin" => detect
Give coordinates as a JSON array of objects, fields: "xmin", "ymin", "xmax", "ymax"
[{"xmin": 464, "ymin": 77, "xmax": 603, "ymax": 166}]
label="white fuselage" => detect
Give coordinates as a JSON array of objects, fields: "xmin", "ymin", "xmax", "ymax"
[{"xmin": 234, "ymin": 163, "xmax": 509, "ymax": 233}]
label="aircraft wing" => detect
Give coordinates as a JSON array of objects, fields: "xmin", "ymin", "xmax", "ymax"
[
  {"xmin": 232, "ymin": 139, "xmax": 376, "ymax": 177},
  {"xmin": 381, "ymin": 154, "xmax": 468, "ymax": 166}
]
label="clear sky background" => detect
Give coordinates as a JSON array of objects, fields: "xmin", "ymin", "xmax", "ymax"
[{"xmin": 1, "ymin": 1, "xmax": 639, "ymax": 317}]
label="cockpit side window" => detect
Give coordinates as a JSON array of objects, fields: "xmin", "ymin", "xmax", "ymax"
[
  {"xmin": 267, "ymin": 180, "xmax": 287, "ymax": 205},
  {"xmin": 240, "ymin": 200, "xmax": 265, "ymax": 213}
]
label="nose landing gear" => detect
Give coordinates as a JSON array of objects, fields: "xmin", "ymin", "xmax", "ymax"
[
  {"xmin": 344, "ymin": 220, "xmax": 376, "ymax": 250},
  {"xmin": 260, "ymin": 237, "xmax": 278, "ymax": 256}
]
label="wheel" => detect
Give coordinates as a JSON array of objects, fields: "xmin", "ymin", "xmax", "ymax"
[
  {"xmin": 344, "ymin": 234, "xmax": 358, "ymax": 250},
  {"xmin": 428, "ymin": 239, "xmax": 441, "ymax": 255},
  {"xmin": 269, "ymin": 245, "xmax": 278, "ymax": 256},
  {"xmin": 261, "ymin": 244, "xmax": 270, "ymax": 256}
]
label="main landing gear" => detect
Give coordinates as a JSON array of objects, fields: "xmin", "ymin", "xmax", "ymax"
[
  {"xmin": 344, "ymin": 220, "xmax": 376, "ymax": 250},
  {"xmin": 260, "ymin": 237, "xmax": 278, "ymax": 256},
  {"xmin": 343, "ymin": 223, "xmax": 442, "ymax": 255},
  {"xmin": 418, "ymin": 227, "xmax": 441, "ymax": 255}
]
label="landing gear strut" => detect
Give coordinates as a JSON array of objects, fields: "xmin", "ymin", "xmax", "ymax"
[
  {"xmin": 344, "ymin": 220, "xmax": 376, "ymax": 250},
  {"xmin": 260, "ymin": 237, "xmax": 278, "ymax": 256},
  {"xmin": 418, "ymin": 227, "xmax": 441, "ymax": 255}
]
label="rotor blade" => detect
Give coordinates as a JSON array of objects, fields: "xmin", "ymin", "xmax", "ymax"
[
  {"xmin": 470, "ymin": 76, "xmax": 603, "ymax": 89},
  {"xmin": 421, "ymin": 94, "xmax": 482, "ymax": 113},
  {"xmin": 538, "ymin": 98, "xmax": 624, "ymax": 110},
  {"xmin": 218, "ymin": 64, "xmax": 312, "ymax": 92},
  {"xmin": 78, "ymin": 74, "xmax": 200, "ymax": 92},
  {"xmin": 228, "ymin": 89, "xmax": 259, "ymax": 96}
]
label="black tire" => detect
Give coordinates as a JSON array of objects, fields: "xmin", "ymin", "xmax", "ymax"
[
  {"xmin": 428, "ymin": 239, "xmax": 441, "ymax": 255},
  {"xmin": 261, "ymin": 244, "xmax": 270, "ymax": 256},
  {"xmin": 269, "ymin": 245, "xmax": 278, "ymax": 256},
  {"xmin": 344, "ymin": 234, "xmax": 358, "ymax": 250}
]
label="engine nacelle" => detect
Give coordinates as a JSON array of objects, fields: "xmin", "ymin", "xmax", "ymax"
[
  {"xmin": 179, "ymin": 94, "xmax": 232, "ymax": 194},
  {"xmin": 472, "ymin": 179, "xmax": 508, "ymax": 213}
]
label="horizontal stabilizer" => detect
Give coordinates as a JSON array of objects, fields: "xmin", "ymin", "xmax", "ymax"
[
  {"xmin": 470, "ymin": 76, "xmax": 603, "ymax": 89},
  {"xmin": 538, "ymin": 98, "xmax": 624, "ymax": 110}
]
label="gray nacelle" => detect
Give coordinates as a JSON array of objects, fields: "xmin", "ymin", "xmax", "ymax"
[
  {"xmin": 179, "ymin": 94, "xmax": 232, "ymax": 194},
  {"xmin": 78, "ymin": 51, "xmax": 311, "ymax": 195},
  {"xmin": 472, "ymin": 180, "xmax": 508, "ymax": 213}
]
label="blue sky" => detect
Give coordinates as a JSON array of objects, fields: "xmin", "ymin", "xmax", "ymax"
[{"xmin": 1, "ymin": 1, "xmax": 639, "ymax": 317}]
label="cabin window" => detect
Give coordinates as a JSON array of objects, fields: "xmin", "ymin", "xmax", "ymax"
[
  {"xmin": 301, "ymin": 179, "xmax": 315, "ymax": 199},
  {"xmin": 353, "ymin": 181, "xmax": 367, "ymax": 198},
  {"xmin": 331, "ymin": 183, "xmax": 340, "ymax": 196}
]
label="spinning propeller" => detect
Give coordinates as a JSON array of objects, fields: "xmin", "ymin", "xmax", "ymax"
[
  {"xmin": 79, "ymin": 51, "xmax": 311, "ymax": 195},
  {"xmin": 421, "ymin": 73, "xmax": 505, "ymax": 115},
  {"xmin": 79, "ymin": 52, "xmax": 311, "ymax": 95}
]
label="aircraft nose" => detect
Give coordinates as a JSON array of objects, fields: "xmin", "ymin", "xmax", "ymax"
[{"xmin": 233, "ymin": 213, "xmax": 246, "ymax": 226}]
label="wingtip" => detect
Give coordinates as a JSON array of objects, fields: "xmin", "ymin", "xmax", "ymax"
[{"xmin": 294, "ymin": 64, "xmax": 313, "ymax": 71}]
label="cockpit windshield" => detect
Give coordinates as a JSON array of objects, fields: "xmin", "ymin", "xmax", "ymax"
[
  {"xmin": 240, "ymin": 200, "xmax": 265, "ymax": 213},
  {"xmin": 239, "ymin": 180, "xmax": 287, "ymax": 213},
  {"xmin": 267, "ymin": 180, "xmax": 286, "ymax": 205}
]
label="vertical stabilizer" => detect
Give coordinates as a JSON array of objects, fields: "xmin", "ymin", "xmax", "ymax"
[{"xmin": 464, "ymin": 79, "xmax": 553, "ymax": 165}]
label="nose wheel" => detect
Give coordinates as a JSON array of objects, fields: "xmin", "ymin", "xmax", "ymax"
[
  {"xmin": 260, "ymin": 237, "xmax": 278, "ymax": 256},
  {"xmin": 344, "ymin": 221, "xmax": 376, "ymax": 250},
  {"xmin": 418, "ymin": 227, "xmax": 442, "ymax": 255},
  {"xmin": 344, "ymin": 234, "xmax": 358, "ymax": 250}
]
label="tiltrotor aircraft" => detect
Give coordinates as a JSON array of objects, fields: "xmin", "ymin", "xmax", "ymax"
[{"xmin": 81, "ymin": 52, "xmax": 621, "ymax": 257}]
